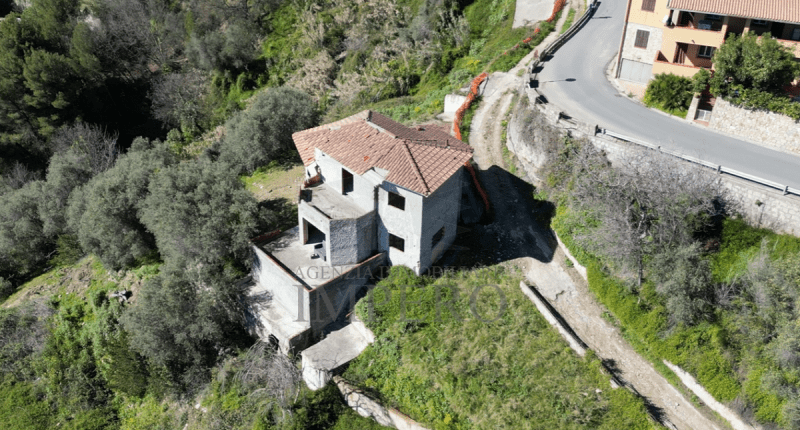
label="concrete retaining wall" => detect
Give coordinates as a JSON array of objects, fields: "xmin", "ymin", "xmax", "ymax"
[
  {"xmin": 519, "ymin": 281, "xmax": 587, "ymax": 356},
  {"xmin": 708, "ymin": 98, "xmax": 800, "ymax": 157}
]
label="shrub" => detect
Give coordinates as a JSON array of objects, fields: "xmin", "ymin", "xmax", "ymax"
[
  {"xmin": 691, "ymin": 68, "xmax": 711, "ymax": 94},
  {"xmin": 643, "ymin": 73, "xmax": 693, "ymax": 114},
  {"xmin": 0, "ymin": 181, "xmax": 50, "ymax": 278}
]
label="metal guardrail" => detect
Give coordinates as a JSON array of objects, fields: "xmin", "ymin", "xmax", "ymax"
[
  {"xmin": 600, "ymin": 129, "xmax": 800, "ymax": 197},
  {"xmin": 531, "ymin": 0, "xmax": 598, "ymax": 72}
]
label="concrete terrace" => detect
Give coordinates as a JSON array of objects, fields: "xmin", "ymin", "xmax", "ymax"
[
  {"xmin": 302, "ymin": 182, "xmax": 368, "ymax": 220},
  {"xmin": 259, "ymin": 227, "xmax": 363, "ymax": 288}
]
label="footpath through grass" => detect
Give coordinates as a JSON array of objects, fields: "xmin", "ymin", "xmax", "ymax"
[{"xmin": 344, "ymin": 266, "xmax": 657, "ymax": 429}]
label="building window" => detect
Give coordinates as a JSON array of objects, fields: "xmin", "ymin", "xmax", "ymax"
[
  {"xmin": 641, "ymin": 0, "xmax": 655, "ymax": 12},
  {"xmin": 389, "ymin": 233, "xmax": 405, "ymax": 252},
  {"xmin": 432, "ymin": 226, "xmax": 445, "ymax": 248},
  {"xmin": 342, "ymin": 169, "xmax": 353, "ymax": 194},
  {"xmin": 697, "ymin": 46, "xmax": 715, "ymax": 58},
  {"xmin": 634, "ymin": 30, "xmax": 649, "ymax": 48},
  {"xmin": 704, "ymin": 14, "xmax": 722, "ymax": 21},
  {"xmin": 388, "ymin": 191, "xmax": 405, "ymax": 210},
  {"xmin": 751, "ymin": 19, "xmax": 769, "ymax": 27}
]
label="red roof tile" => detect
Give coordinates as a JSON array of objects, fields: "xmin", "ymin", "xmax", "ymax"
[
  {"xmin": 668, "ymin": 0, "xmax": 800, "ymax": 24},
  {"xmin": 293, "ymin": 110, "xmax": 473, "ymax": 195}
]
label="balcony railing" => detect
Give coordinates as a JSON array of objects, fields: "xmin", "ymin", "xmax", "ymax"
[{"xmin": 653, "ymin": 51, "xmax": 706, "ymax": 78}]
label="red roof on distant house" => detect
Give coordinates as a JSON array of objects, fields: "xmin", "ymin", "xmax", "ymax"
[
  {"xmin": 667, "ymin": 0, "xmax": 800, "ymax": 24},
  {"xmin": 292, "ymin": 110, "xmax": 473, "ymax": 196}
]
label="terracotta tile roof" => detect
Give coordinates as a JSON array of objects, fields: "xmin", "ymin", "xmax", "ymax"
[
  {"xmin": 292, "ymin": 110, "xmax": 473, "ymax": 196},
  {"xmin": 667, "ymin": 0, "xmax": 800, "ymax": 24}
]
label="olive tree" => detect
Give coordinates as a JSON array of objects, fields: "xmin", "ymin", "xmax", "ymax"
[
  {"xmin": 219, "ymin": 87, "xmax": 319, "ymax": 174},
  {"xmin": 67, "ymin": 138, "xmax": 174, "ymax": 269},
  {"xmin": 140, "ymin": 157, "xmax": 264, "ymax": 269}
]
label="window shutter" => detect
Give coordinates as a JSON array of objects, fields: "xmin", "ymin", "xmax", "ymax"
[
  {"xmin": 634, "ymin": 30, "xmax": 650, "ymax": 48},
  {"xmin": 642, "ymin": 0, "xmax": 656, "ymax": 12}
]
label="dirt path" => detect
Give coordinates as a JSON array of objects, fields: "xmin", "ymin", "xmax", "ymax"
[{"xmin": 458, "ymin": 3, "xmax": 735, "ymax": 428}]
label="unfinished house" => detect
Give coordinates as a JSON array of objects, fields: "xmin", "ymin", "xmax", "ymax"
[{"xmin": 247, "ymin": 110, "xmax": 474, "ymax": 353}]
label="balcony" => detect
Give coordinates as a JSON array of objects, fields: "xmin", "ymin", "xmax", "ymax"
[
  {"xmin": 665, "ymin": 24, "xmax": 725, "ymax": 48},
  {"xmin": 652, "ymin": 51, "xmax": 706, "ymax": 79}
]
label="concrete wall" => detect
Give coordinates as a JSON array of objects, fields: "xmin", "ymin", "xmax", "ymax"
[
  {"xmin": 378, "ymin": 182, "xmax": 424, "ymax": 273},
  {"xmin": 307, "ymin": 253, "xmax": 386, "ymax": 334},
  {"xmin": 621, "ymin": 22, "xmax": 663, "ymax": 65},
  {"xmin": 420, "ymin": 169, "xmax": 463, "ymax": 271},
  {"xmin": 252, "ymin": 245, "xmax": 310, "ymax": 317},
  {"xmin": 316, "ymin": 148, "xmax": 376, "ymax": 212},
  {"xmin": 328, "ymin": 211, "xmax": 377, "ymax": 266},
  {"xmin": 708, "ymin": 98, "xmax": 800, "ymax": 157}
]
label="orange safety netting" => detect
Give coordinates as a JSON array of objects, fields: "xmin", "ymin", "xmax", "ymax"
[
  {"xmin": 464, "ymin": 162, "xmax": 490, "ymax": 213},
  {"xmin": 453, "ymin": 72, "xmax": 488, "ymax": 140},
  {"xmin": 452, "ymin": 73, "xmax": 491, "ymax": 213},
  {"xmin": 547, "ymin": 0, "xmax": 567, "ymax": 22}
]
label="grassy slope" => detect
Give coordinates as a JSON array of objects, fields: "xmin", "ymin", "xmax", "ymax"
[
  {"xmin": 552, "ymin": 206, "xmax": 800, "ymax": 427},
  {"xmin": 344, "ymin": 266, "xmax": 657, "ymax": 429},
  {"xmin": 320, "ymin": 0, "xmax": 551, "ymax": 125}
]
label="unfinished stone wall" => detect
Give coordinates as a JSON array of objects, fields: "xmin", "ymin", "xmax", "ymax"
[
  {"xmin": 708, "ymin": 98, "xmax": 800, "ymax": 156},
  {"xmin": 509, "ymin": 89, "xmax": 800, "ymax": 237}
]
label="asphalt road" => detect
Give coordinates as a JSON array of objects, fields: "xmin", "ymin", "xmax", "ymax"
[{"xmin": 536, "ymin": 0, "xmax": 800, "ymax": 190}]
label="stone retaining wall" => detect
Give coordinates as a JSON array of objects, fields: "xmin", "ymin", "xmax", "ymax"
[{"xmin": 708, "ymin": 98, "xmax": 800, "ymax": 156}]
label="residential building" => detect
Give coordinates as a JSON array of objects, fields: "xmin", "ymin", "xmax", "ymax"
[
  {"xmin": 616, "ymin": 0, "xmax": 800, "ymax": 83},
  {"xmin": 246, "ymin": 110, "xmax": 475, "ymax": 353}
]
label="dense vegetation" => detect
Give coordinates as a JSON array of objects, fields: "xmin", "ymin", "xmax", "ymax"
[
  {"xmin": 705, "ymin": 32, "xmax": 800, "ymax": 119},
  {"xmin": 643, "ymin": 73, "xmax": 693, "ymax": 117},
  {"xmin": 345, "ymin": 266, "xmax": 657, "ymax": 429},
  {"xmin": 0, "ymin": 0, "xmax": 566, "ymax": 427},
  {"xmin": 521, "ymin": 99, "xmax": 800, "ymax": 428}
]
